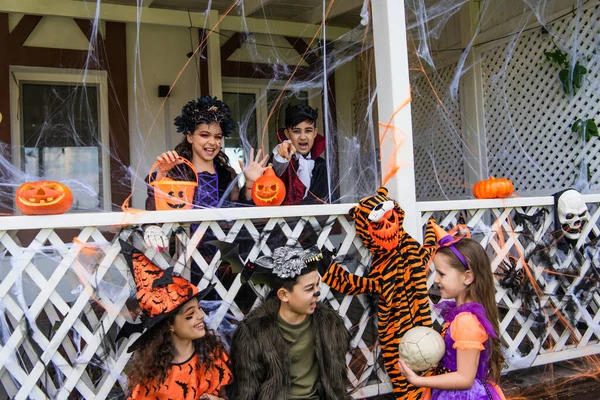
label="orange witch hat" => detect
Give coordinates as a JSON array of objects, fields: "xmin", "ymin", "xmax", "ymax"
[
  {"xmin": 117, "ymin": 240, "xmax": 212, "ymax": 352},
  {"xmin": 432, "ymin": 222, "xmax": 451, "ymax": 243}
]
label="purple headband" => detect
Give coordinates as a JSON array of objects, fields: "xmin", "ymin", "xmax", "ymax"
[{"xmin": 438, "ymin": 236, "xmax": 469, "ymax": 270}]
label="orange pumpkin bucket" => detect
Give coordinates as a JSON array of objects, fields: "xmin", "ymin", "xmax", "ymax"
[{"xmin": 148, "ymin": 157, "xmax": 198, "ymax": 210}]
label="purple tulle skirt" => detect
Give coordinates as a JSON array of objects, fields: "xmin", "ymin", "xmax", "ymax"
[{"xmin": 431, "ymin": 379, "xmax": 503, "ymax": 400}]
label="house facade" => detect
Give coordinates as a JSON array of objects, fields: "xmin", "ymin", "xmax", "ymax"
[{"xmin": 0, "ymin": 0, "xmax": 599, "ymax": 398}]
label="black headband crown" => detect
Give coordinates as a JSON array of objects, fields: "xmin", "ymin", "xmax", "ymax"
[{"xmin": 174, "ymin": 96, "xmax": 237, "ymax": 137}]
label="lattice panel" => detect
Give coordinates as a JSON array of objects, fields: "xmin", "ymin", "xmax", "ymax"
[
  {"xmin": 3, "ymin": 199, "xmax": 600, "ymax": 398},
  {"xmin": 421, "ymin": 200, "xmax": 600, "ymax": 370},
  {"xmin": 0, "ymin": 214, "xmax": 395, "ymax": 399},
  {"xmin": 411, "ymin": 63, "xmax": 466, "ymax": 201},
  {"xmin": 482, "ymin": 3, "xmax": 600, "ymax": 195}
]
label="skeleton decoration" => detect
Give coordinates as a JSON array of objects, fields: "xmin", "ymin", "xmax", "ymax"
[{"xmin": 554, "ymin": 189, "xmax": 590, "ymax": 240}]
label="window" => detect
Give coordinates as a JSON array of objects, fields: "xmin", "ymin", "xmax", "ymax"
[{"xmin": 10, "ymin": 67, "xmax": 110, "ymax": 211}]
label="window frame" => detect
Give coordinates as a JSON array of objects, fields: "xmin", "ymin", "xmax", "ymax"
[
  {"xmin": 222, "ymin": 79, "xmax": 323, "ymax": 151},
  {"xmin": 9, "ymin": 66, "xmax": 112, "ymax": 211}
]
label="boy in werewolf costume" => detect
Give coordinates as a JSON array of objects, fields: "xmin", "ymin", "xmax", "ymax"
[{"xmin": 230, "ymin": 246, "xmax": 350, "ymax": 400}]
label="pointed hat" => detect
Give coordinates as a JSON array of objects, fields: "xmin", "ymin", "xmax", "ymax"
[
  {"xmin": 118, "ymin": 240, "xmax": 213, "ymax": 352},
  {"xmin": 431, "ymin": 223, "xmax": 470, "ymax": 270}
]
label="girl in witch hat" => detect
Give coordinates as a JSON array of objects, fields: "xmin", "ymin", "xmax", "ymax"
[
  {"xmin": 118, "ymin": 240, "xmax": 232, "ymax": 400},
  {"xmin": 398, "ymin": 225, "xmax": 506, "ymax": 400}
]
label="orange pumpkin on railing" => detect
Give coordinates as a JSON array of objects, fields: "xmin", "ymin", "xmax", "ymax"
[
  {"xmin": 473, "ymin": 176, "xmax": 514, "ymax": 199},
  {"xmin": 252, "ymin": 166, "xmax": 286, "ymax": 206},
  {"xmin": 15, "ymin": 181, "xmax": 73, "ymax": 215}
]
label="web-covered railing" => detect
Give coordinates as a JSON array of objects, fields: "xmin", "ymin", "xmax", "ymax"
[
  {"xmin": 0, "ymin": 205, "xmax": 393, "ymax": 399},
  {"xmin": 1, "ymin": 198, "xmax": 600, "ymax": 399}
]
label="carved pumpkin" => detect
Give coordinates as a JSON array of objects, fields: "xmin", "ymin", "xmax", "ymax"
[
  {"xmin": 252, "ymin": 166, "xmax": 286, "ymax": 206},
  {"xmin": 15, "ymin": 181, "xmax": 73, "ymax": 215},
  {"xmin": 473, "ymin": 176, "xmax": 514, "ymax": 199}
]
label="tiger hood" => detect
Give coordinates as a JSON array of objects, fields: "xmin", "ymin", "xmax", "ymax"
[{"xmin": 349, "ymin": 187, "xmax": 406, "ymax": 252}]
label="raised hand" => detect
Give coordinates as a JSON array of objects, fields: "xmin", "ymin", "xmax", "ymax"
[
  {"xmin": 156, "ymin": 150, "xmax": 185, "ymax": 179},
  {"xmin": 238, "ymin": 148, "xmax": 269, "ymax": 184}
]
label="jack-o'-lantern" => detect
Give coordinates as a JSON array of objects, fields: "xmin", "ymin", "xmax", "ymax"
[
  {"xmin": 252, "ymin": 166, "xmax": 286, "ymax": 206},
  {"xmin": 368, "ymin": 208, "xmax": 400, "ymax": 251},
  {"xmin": 15, "ymin": 181, "xmax": 73, "ymax": 215},
  {"xmin": 349, "ymin": 187, "xmax": 403, "ymax": 251},
  {"xmin": 149, "ymin": 158, "xmax": 198, "ymax": 210},
  {"xmin": 473, "ymin": 176, "xmax": 514, "ymax": 199}
]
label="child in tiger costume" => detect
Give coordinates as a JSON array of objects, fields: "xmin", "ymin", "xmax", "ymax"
[{"xmin": 322, "ymin": 187, "xmax": 437, "ymax": 400}]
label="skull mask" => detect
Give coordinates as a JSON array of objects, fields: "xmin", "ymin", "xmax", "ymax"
[
  {"xmin": 556, "ymin": 189, "xmax": 589, "ymax": 240},
  {"xmin": 367, "ymin": 200, "xmax": 400, "ymax": 250}
]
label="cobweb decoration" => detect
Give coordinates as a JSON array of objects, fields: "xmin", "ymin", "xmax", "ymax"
[
  {"xmin": 412, "ymin": 63, "xmax": 465, "ymax": 201},
  {"xmin": 482, "ymin": 2, "xmax": 600, "ymax": 196}
]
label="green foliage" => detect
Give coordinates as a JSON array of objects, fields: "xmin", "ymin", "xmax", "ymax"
[
  {"xmin": 544, "ymin": 46, "xmax": 588, "ymax": 96},
  {"xmin": 572, "ymin": 118, "xmax": 599, "ymax": 141}
]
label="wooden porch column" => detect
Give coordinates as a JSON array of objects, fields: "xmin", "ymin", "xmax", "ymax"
[
  {"xmin": 459, "ymin": 0, "xmax": 488, "ymax": 186},
  {"xmin": 371, "ymin": 0, "xmax": 420, "ymax": 238},
  {"xmin": 207, "ymin": 10, "xmax": 222, "ymax": 99}
]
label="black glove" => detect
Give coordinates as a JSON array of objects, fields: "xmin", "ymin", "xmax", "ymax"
[{"xmin": 317, "ymin": 247, "xmax": 335, "ymax": 276}]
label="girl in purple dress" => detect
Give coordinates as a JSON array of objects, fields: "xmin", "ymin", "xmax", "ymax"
[
  {"xmin": 143, "ymin": 96, "xmax": 268, "ymax": 285},
  {"xmin": 399, "ymin": 225, "xmax": 506, "ymax": 400}
]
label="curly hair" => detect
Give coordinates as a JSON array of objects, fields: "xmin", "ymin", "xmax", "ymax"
[
  {"xmin": 284, "ymin": 103, "xmax": 318, "ymax": 129},
  {"xmin": 126, "ymin": 313, "xmax": 225, "ymax": 393},
  {"xmin": 174, "ymin": 96, "xmax": 237, "ymax": 137}
]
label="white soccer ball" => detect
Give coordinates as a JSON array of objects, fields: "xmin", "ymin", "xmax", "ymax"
[{"xmin": 398, "ymin": 326, "xmax": 445, "ymax": 372}]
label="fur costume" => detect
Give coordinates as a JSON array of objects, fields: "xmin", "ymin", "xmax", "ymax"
[
  {"xmin": 230, "ymin": 297, "xmax": 350, "ymax": 400},
  {"xmin": 322, "ymin": 187, "xmax": 437, "ymax": 400}
]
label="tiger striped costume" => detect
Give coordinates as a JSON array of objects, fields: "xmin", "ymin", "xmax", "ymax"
[{"xmin": 322, "ymin": 187, "xmax": 436, "ymax": 400}]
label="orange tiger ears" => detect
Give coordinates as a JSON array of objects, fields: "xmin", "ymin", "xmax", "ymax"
[
  {"xmin": 376, "ymin": 187, "xmax": 389, "ymax": 197},
  {"xmin": 349, "ymin": 206, "xmax": 357, "ymax": 219},
  {"xmin": 349, "ymin": 187, "xmax": 390, "ymax": 220}
]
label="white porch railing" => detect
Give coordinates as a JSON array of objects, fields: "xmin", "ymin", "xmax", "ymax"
[{"xmin": 1, "ymin": 198, "xmax": 599, "ymax": 399}]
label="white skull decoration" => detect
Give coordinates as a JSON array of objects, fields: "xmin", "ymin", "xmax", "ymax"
[{"xmin": 557, "ymin": 190, "xmax": 589, "ymax": 240}]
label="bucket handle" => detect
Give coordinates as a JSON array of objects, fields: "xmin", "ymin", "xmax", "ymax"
[{"xmin": 148, "ymin": 156, "xmax": 199, "ymax": 186}]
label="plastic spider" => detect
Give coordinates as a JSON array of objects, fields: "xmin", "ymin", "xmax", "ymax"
[
  {"xmin": 496, "ymin": 258, "xmax": 538, "ymax": 312},
  {"xmin": 496, "ymin": 258, "xmax": 526, "ymax": 293}
]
